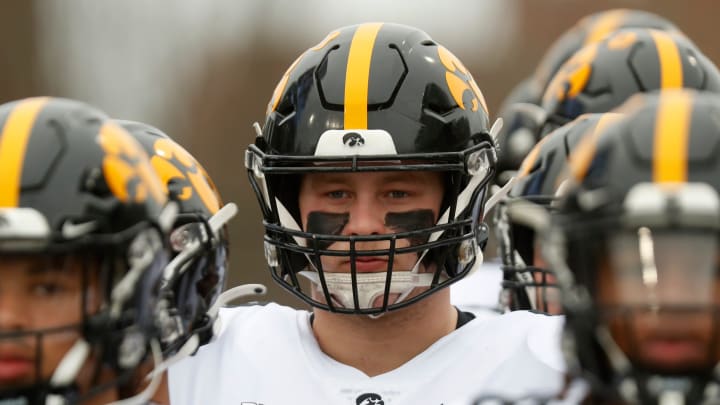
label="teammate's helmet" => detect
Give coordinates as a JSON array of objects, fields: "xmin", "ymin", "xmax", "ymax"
[
  {"xmin": 246, "ymin": 23, "xmax": 496, "ymax": 315},
  {"xmin": 541, "ymin": 28, "xmax": 720, "ymax": 135},
  {"xmin": 118, "ymin": 121, "xmax": 228, "ymax": 354},
  {"xmin": 532, "ymin": 9, "xmax": 680, "ymax": 100},
  {"xmin": 494, "ymin": 79, "xmax": 545, "ymax": 184},
  {"xmin": 498, "ymin": 113, "xmax": 623, "ymax": 312},
  {"xmin": 549, "ymin": 90, "xmax": 720, "ymax": 402},
  {"xmin": 495, "ymin": 10, "xmax": 680, "ymax": 181},
  {"xmin": 0, "ymin": 98, "xmax": 170, "ymax": 403}
]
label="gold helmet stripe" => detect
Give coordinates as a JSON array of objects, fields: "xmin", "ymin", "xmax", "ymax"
[
  {"xmin": 0, "ymin": 97, "xmax": 50, "ymax": 207},
  {"xmin": 567, "ymin": 113, "xmax": 624, "ymax": 182},
  {"xmin": 584, "ymin": 9, "xmax": 625, "ymax": 45},
  {"xmin": 653, "ymin": 91, "xmax": 692, "ymax": 183},
  {"xmin": 344, "ymin": 22, "xmax": 383, "ymax": 130},
  {"xmin": 651, "ymin": 30, "xmax": 683, "ymax": 89},
  {"xmin": 517, "ymin": 136, "xmax": 547, "ymax": 178}
]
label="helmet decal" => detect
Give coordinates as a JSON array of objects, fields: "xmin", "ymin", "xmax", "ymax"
[
  {"xmin": 653, "ymin": 90, "xmax": 692, "ymax": 182},
  {"xmin": 582, "ymin": 9, "xmax": 626, "ymax": 44},
  {"xmin": 543, "ymin": 43, "xmax": 599, "ymax": 106},
  {"xmin": 98, "ymin": 122, "xmax": 166, "ymax": 204},
  {"xmin": 0, "ymin": 97, "xmax": 49, "ymax": 207},
  {"xmin": 150, "ymin": 138, "xmax": 220, "ymax": 214},
  {"xmin": 344, "ymin": 22, "xmax": 384, "ymax": 129},
  {"xmin": 605, "ymin": 30, "xmax": 638, "ymax": 50},
  {"xmin": 314, "ymin": 129, "xmax": 397, "ymax": 156},
  {"xmin": 438, "ymin": 45, "xmax": 488, "ymax": 114}
]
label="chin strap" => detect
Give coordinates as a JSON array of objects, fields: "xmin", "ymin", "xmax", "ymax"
[
  {"xmin": 45, "ymin": 339, "xmax": 91, "ymax": 405},
  {"xmin": 44, "ymin": 339, "xmax": 163, "ymax": 405},
  {"xmin": 298, "ymin": 269, "xmax": 447, "ymax": 311}
]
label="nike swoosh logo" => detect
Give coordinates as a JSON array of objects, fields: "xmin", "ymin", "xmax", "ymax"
[{"xmin": 61, "ymin": 220, "xmax": 98, "ymax": 239}]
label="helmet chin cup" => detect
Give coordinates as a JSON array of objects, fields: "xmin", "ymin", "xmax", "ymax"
[{"xmin": 299, "ymin": 270, "xmax": 446, "ymax": 311}]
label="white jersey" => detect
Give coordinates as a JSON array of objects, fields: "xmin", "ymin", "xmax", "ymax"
[
  {"xmin": 446, "ymin": 313, "xmax": 568, "ymax": 405},
  {"xmin": 450, "ymin": 260, "xmax": 503, "ymax": 316},
  {"xmin": 168, "ymin": 303, "xmax": 565, "ymax": 405}
]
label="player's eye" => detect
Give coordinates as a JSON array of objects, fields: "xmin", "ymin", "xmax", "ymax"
[
  {"xmin": 30, "ymin": 282, "xmax": 66, "ymax": 297},
  {"xmin": 386, "ymin": 190, "xmax": 409, "ymax": 199},
  {"xmin": 326, "ymin": 190, "xmax": 350, "ymax": 199}
]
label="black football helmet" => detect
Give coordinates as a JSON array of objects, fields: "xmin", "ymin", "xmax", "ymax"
[
  {"xmin": 497, "ymin": 112, "xmax": 623, "ymax": 313},
  {"xmin": 118, "ymin": 121, "xmax": 234, "ymax": 358},
  {"xmin": 533, "ymin": 9, "xmax": 680, "ymax": 101},
  {"xmin": 495, "ymin": 9, "xmax": 680, "ymax": 183},
  {"xmin": 0, "ymin": 98, "xmax": 172, "ymax": 404},
  {"xmin": 540, "ymin": 28, "xmax": 720, "ymax": 136},
  {"xmin": 246, "ymin": 23, "xmax": 497, "ymax": 315},
  {"xmin": 547, "ymin": 90, "xmax": 720, "ymax": 403}
]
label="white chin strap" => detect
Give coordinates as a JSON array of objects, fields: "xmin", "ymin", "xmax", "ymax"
[{"xmin": 299, "ymin": 265, "xmax": 447, "ymax": 311}]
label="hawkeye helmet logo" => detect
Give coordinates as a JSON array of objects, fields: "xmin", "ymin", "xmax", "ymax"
[
  {"xmin": 356, "ymin": 393, "xmax": 384, "ymax": 405},
  {"xmin": 543, "ymin": 42, "xmax": 599, "ymax": 107},
  {"xmin": 437, "ymin": 46, "xmax": 488, "ymax": 115},
  {"xmin": 150, "ymin": 138, "xmax": 221, "ymax": 214},
  {"xmin": 343, "ymin": 132, "xmax": 365, "ymax": 147},
  {"xmin": 98, "ymin": 122, "xmax": 166, "ymax": 205}
]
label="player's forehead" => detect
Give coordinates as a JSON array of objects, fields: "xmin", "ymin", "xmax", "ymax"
[{"xmin": 0, "ymin": 253, "xmax": 87, "ymax": 276}]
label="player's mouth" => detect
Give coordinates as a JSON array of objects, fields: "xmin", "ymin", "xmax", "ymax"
[
  {"xmin": 0, "ymin": 350, "xmax": 34, "ymax": 382},
  {"xmin": 638, "ymin": 337, "xmax": 707, "ymax": 370},
  {"xmin": 343, "ymin": 257, "xmax": 389, "ymax": 273}
]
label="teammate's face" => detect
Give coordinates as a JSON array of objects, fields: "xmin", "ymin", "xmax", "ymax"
[
  {"xmin": 596, "ymin": 229, "xmax": 720, "ymax": 372},
  {"xmin": 0, "ymin": 254, "xmax": 102, "ymax": 392},
  {"xmin": 532, "ymin": 247, "xmax": 561, "ymax": 314},
  {"xmin": 298, "ymin": 171, "xmax": 444, "ymax": 305}
]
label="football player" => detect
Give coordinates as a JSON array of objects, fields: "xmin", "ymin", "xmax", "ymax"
[
  {"xmin": 540, "ymin": 28, "xmax": 720, "ymax": 136},
  {"xmin": 118, "ymin": 121, "xmax": 267, "ymax": 404},
  {"xmin": 456, "ymin": 10, "xmax": 684, "ymax": 318},
  {"xmin": 167, "ymin": 23, "xmax": 565, "ymax": 404},
  {"xmin": 0, "ymin": 98, "xmax": 173, "ymax": 404},
  {"xmin": 543, "ymin": 90, "xmax": 720, "ymax": 403},
  {"xmin": 495, "ymin": 9, "xmax": 680, "ymax": 184},
  {"xmin": 497, "ymin": 112, "xmax": 624, "ymax": 314}
]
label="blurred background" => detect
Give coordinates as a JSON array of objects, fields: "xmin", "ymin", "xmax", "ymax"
[{"xmin": 6, "ymin": 0, "xmax": 718, "ymax": 308}]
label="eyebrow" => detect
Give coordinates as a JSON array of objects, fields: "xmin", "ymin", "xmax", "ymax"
[{"xmin": 26, "ymin": 256, "xmax": 74, "ymax": 275}]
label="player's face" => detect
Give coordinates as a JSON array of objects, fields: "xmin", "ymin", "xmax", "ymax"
[
  {"xmin": 596, "ymin": 229, "xmax": 720, "ymax": 372},
  {"xmin": 532, "ymin": 247, "xmax": 561, "ymax": 314},
  {"xmin": 298, "ymin": 171, "xmax": 444, "ymax": 305},
  {"xmin": 0, "ymin": 254, "xmax": 102, "ymax": 392}
]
